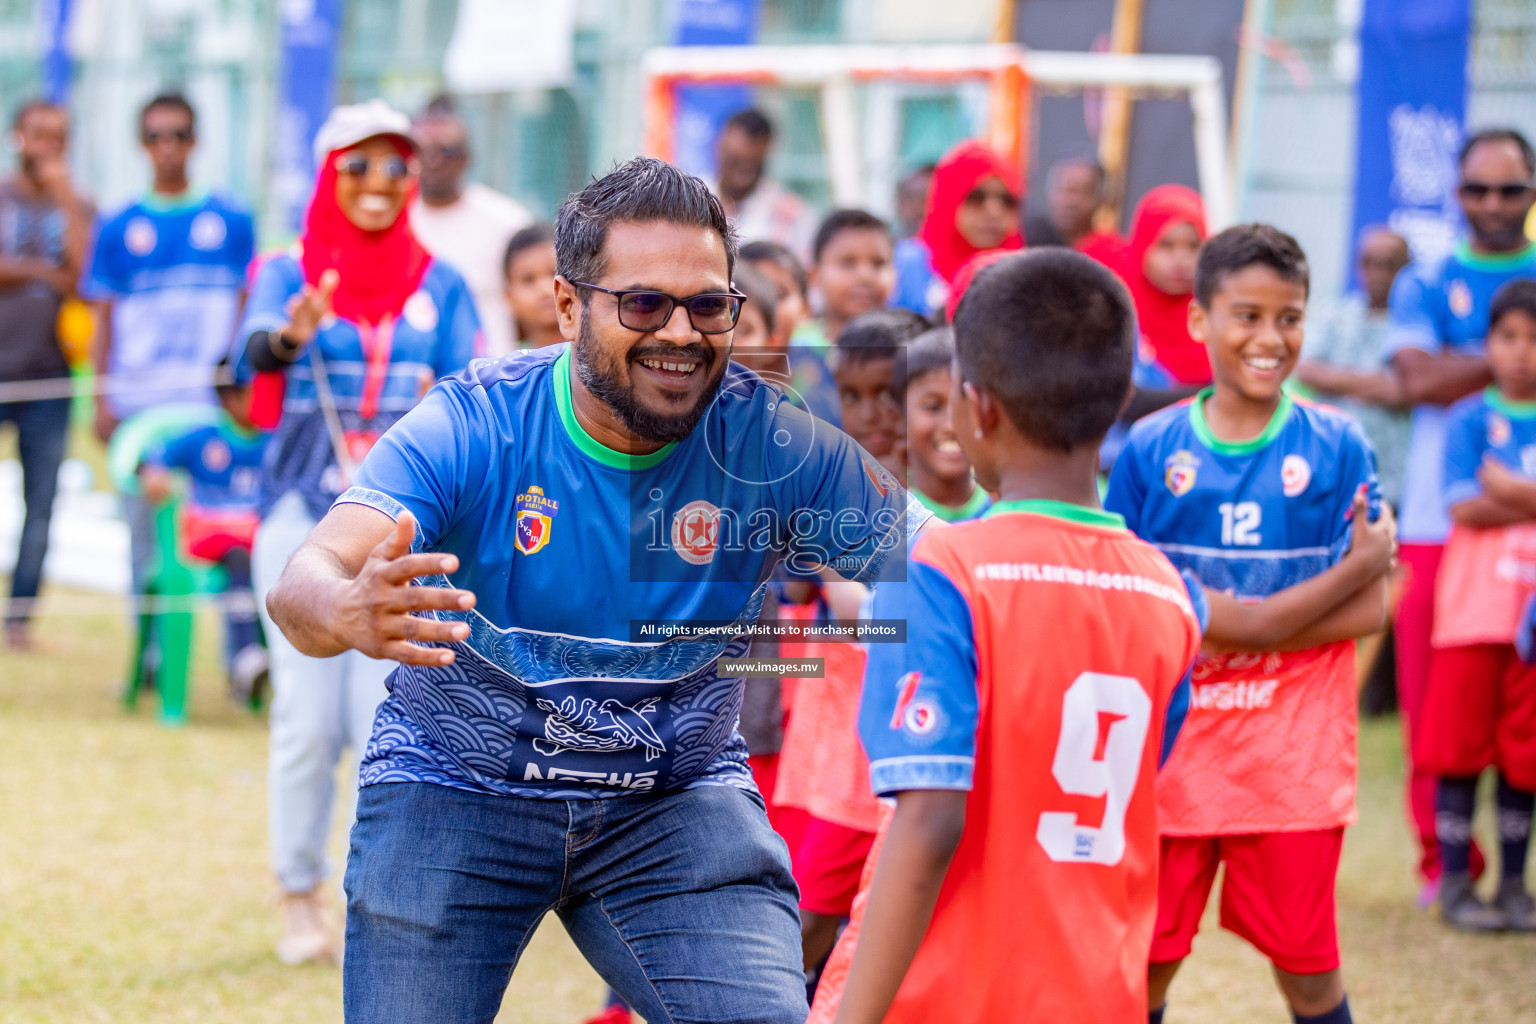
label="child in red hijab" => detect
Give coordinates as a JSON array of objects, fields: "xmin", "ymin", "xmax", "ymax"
[
  {"xmin": 1125, "ymin": 184, "xmax": 1209, "ymax": 386},
  {"xmin": 893, "ymin": 141, "xmax": 1023, "ymax": 316}
]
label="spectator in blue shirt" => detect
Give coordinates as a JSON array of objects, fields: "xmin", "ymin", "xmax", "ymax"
[{"xmin": 86, "ymin": 93, "xmax": 256, "ymax": 656}]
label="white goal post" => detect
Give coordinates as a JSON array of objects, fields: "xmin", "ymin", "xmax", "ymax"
[{"xmin": 640, "ymin": 43, "xmax": 1231, "ymax": 230}]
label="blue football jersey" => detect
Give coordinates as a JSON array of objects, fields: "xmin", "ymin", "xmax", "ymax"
[
  {"xmin": 1384, "ymin": 240, "xmax": 1536, "ymax": 543},
  {"xmin": 86, "ymin": 192, "xmax": 256, "ymax": 417},
  {"xmin": 144, "ymin": 415, "xmax": 267, "ymax": 512},
  {"xmin": 1104, "ymin": 390, "xmax": 1381, "ymax": 599},
  {"xmin": 234, "ymin": 252, "xmax": 481, "ymax": 520},
  {"xmin": 1443, "ymin": 387, "xmax": 1536, "ymax": 508},
  {"xmin": 340, "ymin": 347, "xmax": 929, "ymax": 799}
]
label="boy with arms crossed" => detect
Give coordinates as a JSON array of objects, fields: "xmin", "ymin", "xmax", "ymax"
[{"xmin": 1106, "ymin": 226, "xmax": 1398, "ymax": 1024}]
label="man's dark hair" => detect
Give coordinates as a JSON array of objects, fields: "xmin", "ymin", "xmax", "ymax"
[
  {"xmin": 140, "ymin": 92, "xmax": 195, "ymax": 135},
  {"xmin": 732, "ymin": 261, "xmax": 778, "ymax": 337},
  {"xmin": 1459, "ymin": 127, "xmax": 1536, "ymax": 178},
  {"xmin": 812, "ymin": 208, "xmax": 892, "ymax": 264},
  {"xmin": 891, "ymin": 325, "xmax": 954, "ymax": 407},
  {"xmin": 1490, "ymin": 278, "xmax": 1536, "ymax": 333},
  {"xmin": 724, "ymin": 107, "xmax": 773, "ymax": 141},
  {"xmin": 12, "ymin": 98, "xmax": 63, "ymax": 131},
  {"xmin": 835, "ymin": 308, "xmax": 929, "ymax": 368},
  {"xmin": 503, "ymin": 222, "xmax": 554, "ymax": 278},
  {"xmin": 741, "ymin": 240, "xmax": 807, "ymax": 299},
  {"xmin": 952, "ymin": 249, "xmax": 1134, "ymax": 452},
  {"xmin": 555, "ymin": 157, "xmax": 737, "ymax": 287},
  {"xmin": 1194, "ymin": 223, "xmax": 1310, "ymax": 308}
]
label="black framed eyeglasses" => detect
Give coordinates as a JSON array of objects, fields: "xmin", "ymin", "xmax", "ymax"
[
  {"xmin": 572, "ymin": 282, "xmax": 745, "ymax": 335},
  {"xmin": 1458, "ymin": 181, "xmax": 1534, "ymax": 201},
  {"xmin": 334, "ymin": 153, "xmax": 415, "ymax": 181}
]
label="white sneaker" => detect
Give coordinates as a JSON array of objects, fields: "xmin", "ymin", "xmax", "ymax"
[{"xmin": 276, "ymin": 888, "xmax": 338, "ymax": 965}]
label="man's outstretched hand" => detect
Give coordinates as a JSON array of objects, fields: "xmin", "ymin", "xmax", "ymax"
[{"xmin": 332, "ymin": 511, "xmax": 477, "ymax": 666}]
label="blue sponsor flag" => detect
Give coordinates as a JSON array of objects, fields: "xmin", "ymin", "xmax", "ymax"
[
  {"xmin": 276, "ymin": 0, "xmax": 343, "ymax": 234},
  {"xmin": 672, "ymin": 0, "xmax": 759, "ymax": 180},
  {"xmin": 1348, "ymin": 0, "xmax": 1471, "ymax": 281},
  {"xmin": 38, "ymin": 0, "xmax": 73, "ymax": 104}
]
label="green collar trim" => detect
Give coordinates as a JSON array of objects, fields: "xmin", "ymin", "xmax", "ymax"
[
  {"xmin": 984, "ymin": 498, "xmax": 1125, "ymax": 531},
  {"xmin": 1454, "ymin": 237, "xmax": 1536, "ymax": 271},
  {"xmin": 140, "ymin": 188, "xmax": 208, "ymax": 213},
  {"xmin": 1486, "ymin": 385, "xmax": 1536, "ymax": 420},
  {"xmin": 1189, "ymin": 387, "xmax": 1295, "ymax": 456},
  {"xmin": 913, "ymin": 485, "xmax": 990, "ymax": 522},
  {"xmin": 551, "ymin": 350, "xmax": 678, "ymax": 471}
]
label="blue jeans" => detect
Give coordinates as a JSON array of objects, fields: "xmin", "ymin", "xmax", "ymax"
[
  {"xmin": 0, "ymin": 396, "xmax": 69, "ymax": 624},
  {"xmin": 343, "ymin": 781, "xmax": 807, "ymax": 1024}
]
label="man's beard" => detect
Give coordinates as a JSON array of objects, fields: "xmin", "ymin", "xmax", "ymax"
[{"xmin": 574, "ymin": 315, "xmax": 729, "ymax": 444}]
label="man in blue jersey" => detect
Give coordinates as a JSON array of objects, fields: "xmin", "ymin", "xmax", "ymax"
[
  {"xmin": 266, "ymin": 157, "xmax": 928, "ymax": 1024},
  {"xmin": 1384, "ymin": 127, "xmax": 1536, "ymax": 898},
  {"xmin": 87, "ymin": 93, "xmax": 256, "ymax": 612}
]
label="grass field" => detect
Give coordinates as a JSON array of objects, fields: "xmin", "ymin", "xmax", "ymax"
[{"xmin": 1, "ymin": 593, "xmax": 1533, "ymax": 1023}]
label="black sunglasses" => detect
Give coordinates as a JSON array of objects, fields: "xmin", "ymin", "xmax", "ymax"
[
  {"xmin": 964, "ymin": 186, "xmax": 1019, "ymax": 210},
  {"xmin": 334, "ymin": 153, "xmax": 414, "ymax": 181},
  {"xmin": 572, "ymin": 282, "xmax": 745, "ymax": 335},
  {"xmin": 143, "ymin": 129, "xmax": 193, "ymax": 145},
  {"xmin": 1458, "ymin": 181, "xmax": 1534, "ymax": 201}
]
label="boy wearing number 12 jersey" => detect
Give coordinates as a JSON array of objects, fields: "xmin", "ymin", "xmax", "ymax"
[
  {"xmin": 1106, "ymin": 226, "xmax": 1397, "ymax": 1024},
  {"xmin": 821, "ymin": 249, "xmax": 1205, "ymax": 1024}
]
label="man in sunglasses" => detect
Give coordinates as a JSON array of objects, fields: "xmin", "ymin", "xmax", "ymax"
[
  {"xmin": 267, "ymin": 156, "xmax": 929, "ymax": 1023},
  {"xmin": 84, "ymin": 92, "xmax": 255, "ymax": 650},
  {"xmin": 1383, "ymin": 126, "xmax": 1536, "ymax": 906},
  {"xmin": 408, "ymin": 94, "xmax": 530, "ymax": 358}
]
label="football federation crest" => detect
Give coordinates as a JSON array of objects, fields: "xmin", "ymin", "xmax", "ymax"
[
  {"xmin": 201, "ymin": 438, "xmax": 231, "ymax": 473},
  {"xmin": 189, "ymin": 210, "xmax": 227, "ymax": 250},
  {"xmin": 1164, "ymin": 450, "xmax": 1200, "ymax": 497},
  {"xmin": 125, "ymin": 216, "xmax": 157, "ymax": 256},
  {"xmin": 1449, "ymin": 279, "xmax": 1474, "ymax": 319},
  {"xmin": 862, "ymin": 457, "xmax": 894, "ymax": 498},
  {"xmin": 1281, "ymin": 454, "xmax": 1312, "ymax": 497},
  {"xmin": 1489, "ymin": 412, "xmax": 1513, "ymax": 448},
  {"xmin": 902, "ymin": 697, "xmax": 942, "ymax": 737},
  {"xmin": 514, "ymin": 485, "xmax": 560, "ymax": 556},
  {"xmin": 672, "ymin": 500, "xmax": 722, "ymax": 565}
]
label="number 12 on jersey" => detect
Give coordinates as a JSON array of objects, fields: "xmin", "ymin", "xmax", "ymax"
[
  {"xmin": 1036, "ymin": 672, "xmax": 1152, "ymax": 866},
  {"xmin": 1219, "ymin": 501, "xmax": 1262, "ymax": 546}
]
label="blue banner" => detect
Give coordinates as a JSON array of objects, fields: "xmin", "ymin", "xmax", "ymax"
[
  {"xmin": 1348, "ymin": 0, "xmax": 1471, "ymax": 282},
  {"xmin": 38, "ymin": 0, "xmax": 72, "ymax": 104},
  {"xmin": 275, "ymin": 0, "xmax": 343, "ymax": 234},
  {"xmin": 672, "ymin": 0, "xmax": 759, "ymax": 179}
]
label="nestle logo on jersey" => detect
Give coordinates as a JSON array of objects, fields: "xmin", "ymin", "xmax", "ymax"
[{"xmin": 1192, "ymin": 679, "xmax": 1278, "ymax": 711}]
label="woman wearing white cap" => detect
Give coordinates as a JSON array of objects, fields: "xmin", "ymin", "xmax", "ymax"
[{"xmin": 236, "ymin": 99, "xmax": 481, "ymax": 964}]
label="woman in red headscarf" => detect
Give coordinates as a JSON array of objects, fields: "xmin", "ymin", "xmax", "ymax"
[
  {"xmin": 892, "ymin": 141, "xmax": 1024, "ymax": 316},
  {"xmin": 1124, "ymin": 184, "xmax": 1209, "ymax": 386},
  {"xmin": 236, "ymin": 100, "xmax": 481, "ymax": 968}
]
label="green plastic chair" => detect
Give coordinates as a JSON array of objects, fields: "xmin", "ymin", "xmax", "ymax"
[{"xmin": 107, "ymin": 405, "xmax": 225, "ymax": 726}]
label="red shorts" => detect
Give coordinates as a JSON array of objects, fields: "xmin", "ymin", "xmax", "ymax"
[
  {"xmin": 792, "ymin": 816, "xmax": 876, "ymax": 918},
  {"xmin": 749, "ymin": 753, "xmax": 811, "ymax": 855},
  {"xmin": 1151, "ymin": 829, "xmax": 1343, "ymax": 975},
  {"xmin": 1417, "ymin": 644, "xmax": 1536, "ymax": 792}
]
